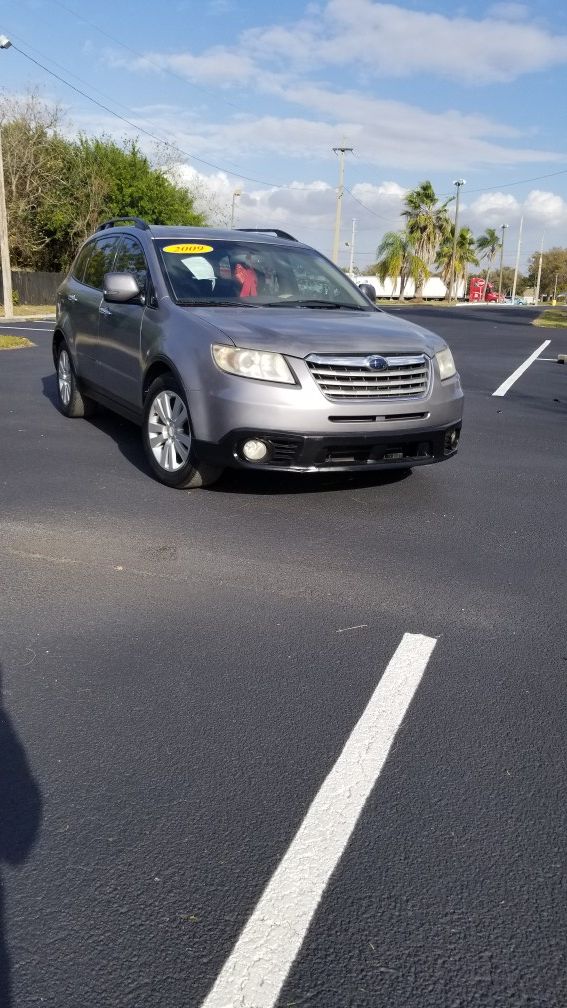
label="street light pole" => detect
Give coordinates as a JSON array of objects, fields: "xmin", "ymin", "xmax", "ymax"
[
  {"xmin": 448, "ymin": 179, "xmax": 465, "ymax": 302},
  {"xmin": 348, "ymin": 218, "xmax": 356, "ymax": 275},
  {"xmin": 0, "ymin": 35, "xmax": 13, "ymax": 318},
  {"xmin": 332, "ymin": 143, "xmax": 353, "ymax": 264},
  {"xmin": 497, "ymin": 223, "xmax": 508, "ymax": 299},
  {"xmin": 511, "ymin": 215, "xmax": 523, "ymax": 302},
  {"xmin": 534, "ymin": 234, "xmax": 544, "ymax": 306},
  {"xmin": 230, "ymin": 189, "xmax": 241, "ymax": 229}
]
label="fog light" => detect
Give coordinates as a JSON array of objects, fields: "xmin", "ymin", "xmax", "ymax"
[
  {"xmin": 444, "ymin": 428, "xmax": 460, "ymax": 452},
  {"xmin": 242, "ymin": 438, "xmax": 269, "ymax": 462}
]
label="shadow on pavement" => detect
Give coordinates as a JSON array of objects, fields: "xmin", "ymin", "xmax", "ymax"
[
  {"xmin": 0, "ymin": 663, "xmax": 43, "ymax": 1006},
  {"xmin": 42, "ymin": 374, "xmax": 413, "ymax": 494},
  {"xmin": 392, "ymin": 306, "xmax": 540, "ymax": 327},
  {"xmin": 209, "ymin": 466, "xmax": 412, "ymax": 495}
]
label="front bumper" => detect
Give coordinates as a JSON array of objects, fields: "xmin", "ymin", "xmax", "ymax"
[{"xmin": 194, "ymin": 421, "xmax": 462, "ymax": 472}]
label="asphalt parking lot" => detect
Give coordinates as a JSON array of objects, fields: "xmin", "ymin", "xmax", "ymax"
[{"xmin": 1, "ymin": 307, "xmax": 566, "ymax": 1007}]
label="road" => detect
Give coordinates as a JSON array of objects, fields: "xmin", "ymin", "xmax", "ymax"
[{"xmin": 0, "ymin": 307, "xmax": 566, "ymax": 1007}]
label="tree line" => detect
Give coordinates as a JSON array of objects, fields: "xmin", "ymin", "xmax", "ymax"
[
  {"xmin": 366, "ymin": 180, "xmax": 567, "ymax": 300},
  {"xmin": 0, "ymin": 90, "xmax": 205, "ymax": 273}
]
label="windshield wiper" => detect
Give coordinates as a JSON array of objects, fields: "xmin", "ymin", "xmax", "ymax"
[
  {"xmin": 295, "ymin": 300, "xmax": 369, "ymax": 311},
  {"xmin": 177, "ymin": 298, "xmax": 261, "ymax": 307}
]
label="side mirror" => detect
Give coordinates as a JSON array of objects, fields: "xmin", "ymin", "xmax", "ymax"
[
  {"xmin": 103, "ymin": 272, "xmax": 142, "ymax": 303},
  {"xmin": 358, "ymin": 283, "xmax": 376, "ymax": 303}
]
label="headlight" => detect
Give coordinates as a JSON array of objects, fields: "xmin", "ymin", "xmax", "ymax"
[
  {"xmin": 212, "ymin": 344, "xmax": 295, "ymax": 384},
  {"xmin": 435, "ymin": 347, "xmax": 456, "ymax": 380}
]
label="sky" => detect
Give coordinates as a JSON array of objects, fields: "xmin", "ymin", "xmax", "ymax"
[{"xmin": 1, "ymin": 0, "xmax": 567, "ymax": 274}]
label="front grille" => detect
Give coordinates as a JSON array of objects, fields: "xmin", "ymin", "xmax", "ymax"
[{"xmin": 307, "ymin": 354, "xmax": 430, "ymax": 401}]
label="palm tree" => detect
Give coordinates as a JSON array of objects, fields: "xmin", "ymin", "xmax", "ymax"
[
  {"xmin": 436, "ymin": 226, "xmax": 479, "ymax": 298},
  {"xmin": 476, "ymin": 227, "xmax": 501, "ymax": 297},
  {"xmin": 375, "ymin": 230, "xmax": 429, "ymax": 300},
  {"xmin": 402, "ymin": 181, "xmax": 453, "ymax": 296}
]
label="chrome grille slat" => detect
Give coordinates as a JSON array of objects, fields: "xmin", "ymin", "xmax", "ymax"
[
  {"xmin": 310, "ymin": 367, "xmax": 428, "ymax": 380},
  {"xmin": 307, "ymin": 353, "xmax": 430, "ymax": 401},
  {"xmin": 314, "ymin": 375, "xmax": 427, "ymax": 387}
]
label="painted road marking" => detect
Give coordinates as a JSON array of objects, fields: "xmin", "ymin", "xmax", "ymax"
[
  {"xmin": 200, "ymin": 632, "xmax": 437, "ymax": 1008},
  {"xmin": 492, "ymin": 339, "xmax": 551, "ymax": 397},
  {"xmin": 0, "ymin": 324, "xmax": 53, "ymax": 331}
]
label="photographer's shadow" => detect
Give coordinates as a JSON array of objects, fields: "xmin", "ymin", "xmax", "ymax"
[{"xmin": 0, "ymin": 664, "xmax": 42, "ymax": 1006}]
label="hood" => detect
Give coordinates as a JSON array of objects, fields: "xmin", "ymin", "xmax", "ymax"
[{"xmin": 191, "ymin": 306, "xmax": 446, "ymax": 358}]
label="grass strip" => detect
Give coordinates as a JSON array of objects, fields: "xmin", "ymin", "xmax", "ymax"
[
  {"xmin": 0, "ymin": 335, "xmax": 36, "ymax": 349},
  {"xmin": 533, "ymin": 308, "xmax": 567, "ymax": 328}
]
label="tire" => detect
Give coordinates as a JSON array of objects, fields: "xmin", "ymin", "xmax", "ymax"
[
  {"xmin": 142, "ymin": 375, "xmax": 223, "ymax": 489},
  {"xmin": 55, "ymin": 342, "xmax": 96, "ymax": 418}
]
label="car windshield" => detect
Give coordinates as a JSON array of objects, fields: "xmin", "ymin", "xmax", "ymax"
[{"xmin": 155, "ymin": 239, "xmax": 374, "ymax": 310}]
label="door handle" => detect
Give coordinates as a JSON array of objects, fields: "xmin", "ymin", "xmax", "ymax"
[
  {"xmin": 67, "ymin": 293, "xmax": 78, "ymax": 302},
  {"xmin": 99, "ymin": 306, "xmax": 112, "ymax": 316}
]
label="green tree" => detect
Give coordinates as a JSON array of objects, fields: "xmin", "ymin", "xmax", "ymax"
[
  {"xmin": 0, "ymin": 90, "xmax": 206, "ymax": 271},
  {"xmin": 526, "ymin": 247, "xmax": 567, "ymax": 298},
  {"xmin": 375, "ymin": 230, "xmax": 429, "ymax": 300},
  {"xmin": 476, "ymin": 228, "xmax": 501, "ymax": 296},
  {"xmin": 402, "ymin": 181, "xmax": 453, "ymax": 295},
  {"xmin": 436, "ymin": 226, "xmax": 479, "ymax": 297}
]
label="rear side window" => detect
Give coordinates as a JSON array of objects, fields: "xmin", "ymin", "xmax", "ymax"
[
  {"xmin": 71, "ymin": 243, "xmax": 94, "ymax": 283},
  {"xmin": 82, "ymin": 235, "xmax": 121, "ymax": 290},
  {"xmin": 114, "ymin": 235, "xmax": 148, "ymax": 291}
]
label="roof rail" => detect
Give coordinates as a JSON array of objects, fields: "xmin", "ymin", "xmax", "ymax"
[
  {"xmin": 97, "ymin": 217, "xmax": 151, "ymax": 232},
  {"xmin": 236, "ymin": 228, "xmax": 297, "ymax": 242}
]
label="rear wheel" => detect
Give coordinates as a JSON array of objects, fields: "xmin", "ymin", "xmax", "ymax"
[
  {"xmin": 55, "ymin": 343, "xmax": 95, "ymax": 418},
  {"xmin": 142, "ymin": 375, "xmax": 222, "ymax": 489}
]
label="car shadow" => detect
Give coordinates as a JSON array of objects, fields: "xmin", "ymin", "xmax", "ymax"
[
  {"xmin": 209, "ymin": 466, "xmax": 411, "ymax": 495},
  {"xmin": 0, "ymin": 663, "xmax": 43, "ymax": 1006},
  {"xmin": 42, "ymin": 373, "xmax": 413, "ymax": 494},
  {"xmin": 42, "ymin": 374, "xmax": 152, "ymax": 478}
]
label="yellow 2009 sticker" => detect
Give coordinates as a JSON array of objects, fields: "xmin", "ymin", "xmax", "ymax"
[{"xmin": 162, "ymin": 243, "xmax": 213, "ymax": 254}]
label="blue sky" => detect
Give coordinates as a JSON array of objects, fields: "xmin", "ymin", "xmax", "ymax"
[{"xmin": 2, "ymin": 0, "xmax": 567, "ymax": 272}]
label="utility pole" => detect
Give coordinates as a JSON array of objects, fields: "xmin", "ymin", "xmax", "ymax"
[
  {"xmin": 497, "ymin": 223, "xmax": 508, "ymax": 299},
  {"xmin": 230, "ymin": 189, "xmax": 241, "ymax": 229},
  {"xmin": 511, "ymin": 215, "xmax": 523, "ymax": 302},
  {"xmin": 332, "ymin": 144, "xmax": 353, "ymax": 265},
  {"xmin": 0, "ymin": 35, "xmax": 13, "ymax": 318},
  {"xmin": 448, "ymin": 179, "xmax": 465, "ymax": 301},
  {"xmin": 348, "ymin": 218, "xmax": 356, "ymax": 275},
  {"xmin": 553, "ymin": 272, "xmax": 559, "ymax": 304},
  {"xmin": 534, "ymin": 234, "xmax": 544, "ymax": 306}
]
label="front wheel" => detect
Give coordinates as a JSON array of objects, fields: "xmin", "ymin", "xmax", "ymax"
[{"xmin": 142, "ymin": 376, "xmax": 222, "ymax": 489}]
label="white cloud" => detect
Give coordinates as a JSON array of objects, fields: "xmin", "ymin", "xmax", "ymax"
[
  {"xmin": 173, "ymin": 167, "xmax": 567, "ymax": 271},
  {"xmin": 241, "ymin": 0, "xmax": 567, "ymax": 85},
  {"xmin": 487, "ymin": 3, "xmax": 529, "ymax": 20}
]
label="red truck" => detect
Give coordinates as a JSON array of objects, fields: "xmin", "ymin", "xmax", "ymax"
[{"xmin": 468, "ymin": 277, "xmax": 502, "ymax": 302}]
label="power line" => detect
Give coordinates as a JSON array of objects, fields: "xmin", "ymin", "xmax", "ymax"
[
  {"xmin": 49, "ymin": 0, "xmax": 246, "ymax": 113},
  {"xmin": 344, "ymin": 187, "xmax": 403, "ymax": 223},
  {"xmin": 8, "ymin": 41, "xmax": 303, "ymax": 190}
]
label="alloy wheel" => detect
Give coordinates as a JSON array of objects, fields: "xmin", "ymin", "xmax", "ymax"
[
  {"xmin": 147, "ymin": 390, "xmax": 191, "ymax": 471},
  {"xmin": 58, "ymin": 349, "xmax": 72, "ymax": 406}
]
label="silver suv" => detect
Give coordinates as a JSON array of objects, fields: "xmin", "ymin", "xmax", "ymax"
[{"xmin": 53, "ymin": 218, "xmax": 463, "ymax": 488}]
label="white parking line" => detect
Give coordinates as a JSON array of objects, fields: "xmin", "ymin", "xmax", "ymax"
[
  {"xmin": 200, "ymin": 632, "xmax": 437, "ymax": 1008},
  {"xmin": 0, "ymin": 325, "xmax": 52, "ymax": 331},
  {"xmin": 492, "ymin": 339, "xmax": 551, "ymax": 397}
]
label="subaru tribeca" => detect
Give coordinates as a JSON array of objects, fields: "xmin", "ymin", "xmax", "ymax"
[{"xmin": 53, "ymin": 218, "xmax": 463, "ymax": 489}]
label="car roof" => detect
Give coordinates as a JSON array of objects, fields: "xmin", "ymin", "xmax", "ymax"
[
  {"xmin": 147, "ymin": 225, "xmax": 308, "ymax": 247},
  {"xmin": 93, "ymin": 223, "xmax": 309, "ymax": 249}
]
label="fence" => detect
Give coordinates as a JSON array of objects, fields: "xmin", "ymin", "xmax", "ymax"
[{"xmin": 0, "ymin": 270, "xmax": 64, "ymax": 306}]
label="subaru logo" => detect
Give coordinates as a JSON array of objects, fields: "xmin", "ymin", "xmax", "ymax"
[{"xmin": 367, "ymin": 355, "xmax": 388, "ymax": 370}]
